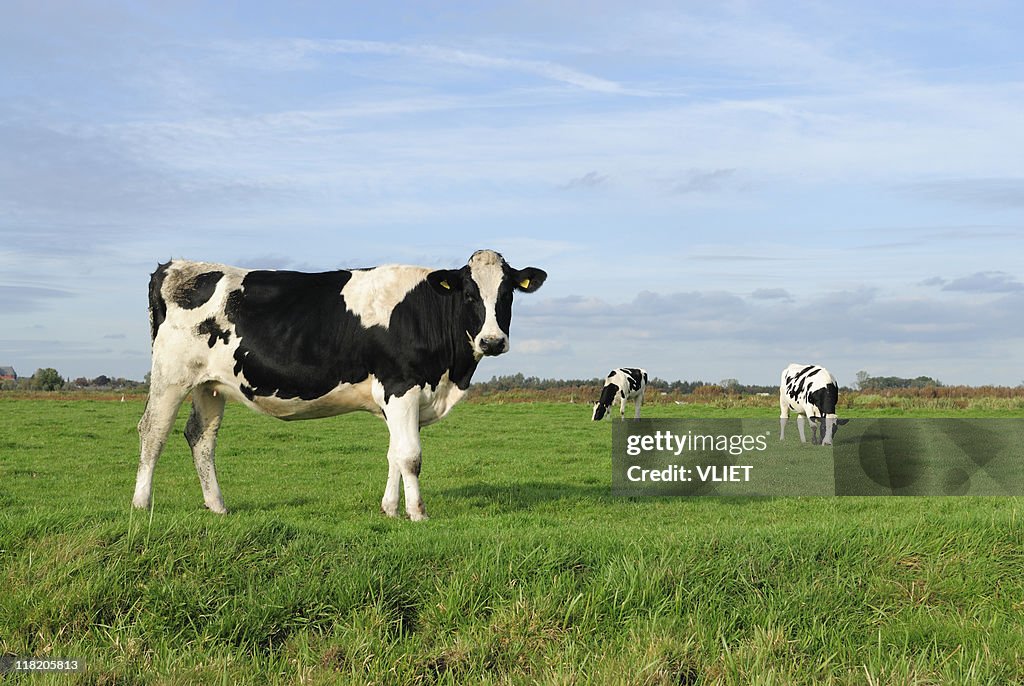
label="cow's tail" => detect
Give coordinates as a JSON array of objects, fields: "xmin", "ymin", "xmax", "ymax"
[{"xmin": 148, "ymin": 262, "xmax": 171, "ymax": 342}]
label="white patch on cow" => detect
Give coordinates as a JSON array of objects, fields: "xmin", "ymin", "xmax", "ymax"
[
  {"xmin": 343, "ymin": 265, "xmax": 431, "ymax": 329},
  {"xmin": 468, "ymin": 249, "xmax": 509, "ymax": 355},
  {"xmin": 247, "ymin": 379, "xmax": 381, "ymax": 420},
  {"xmin": 418, "ymin": 371, "xmax": 468, "ymax": 426},
  {"xmin": 149, "ymin": 267, "xmax": 241, "ymax": 386}
]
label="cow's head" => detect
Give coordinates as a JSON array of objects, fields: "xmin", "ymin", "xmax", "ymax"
[
  {"xmin": 809, "ymin": 415, "xmax": 850, "ymax": 445},
  {"xmin": 591, "ymin": 382, "xmax": 619, "ymax": 421},
  {"xmin": 427, "ymin": 249, "xmax": 546, "ymax": 358}
]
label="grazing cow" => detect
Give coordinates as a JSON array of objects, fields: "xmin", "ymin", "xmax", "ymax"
[
  {"xmin": 132, "ymin": 249, "xmax": 546, "ymax": 521},
  {"xmin": 592, "ymin": 368, "xmax": 648, "ymax": 421},
  {"xmin": 779, "ymin": 363, "xmax": 849, "ymax": 445}
]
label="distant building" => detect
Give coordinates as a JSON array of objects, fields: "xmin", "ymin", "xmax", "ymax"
[{"xmin": 0, "ymin": 366, "xmax": 16, "ymax": 380}]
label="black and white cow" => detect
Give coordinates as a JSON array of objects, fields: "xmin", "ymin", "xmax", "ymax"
[
  {"xmin": 779, "ymin": 363, "xmax": 849, "ymax": 446},
  {"xmin": 132, "ymin": 249, "xmax": 546, "ymax": 521},
  {"xmin": 592, "ymin": 368, "xmax": 648, "ymax": 421}
]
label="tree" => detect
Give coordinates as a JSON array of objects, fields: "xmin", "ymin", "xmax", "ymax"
[
  {"xmin": 855, "ymin": 371, "xmax": 871, "ymax": 391},
  {"xmin": 31, "ymin": 368, "xmax": 64, "ymax": 391}
]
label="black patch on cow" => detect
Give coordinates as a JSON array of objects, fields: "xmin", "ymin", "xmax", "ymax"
[
  {"xmin": 794, "ymin": 365, "xmax": 817, "ymax": 381},
  {"xmin": 789, "ymin": 376, "xmax": 807, "ymax": 400},
  {"xmin": 807, "ymin": 382, "xmax": 839, "ymax": 416},
  {"xmin": 494, "ymin": 274, "xmax": 515, "ymax": 336},
  {"xmin": 598, "ymin": 382, "xmax": 621, "ymax": 409},
  {"xmin": 173, "ymin": 271, "xmax": 223, "ymax": 310},
  {"xmin": 380, "ymin": 278, "xmax": 484, "ymax": 397},
  {"xmin": 622, "ymin": 368, "xmax": 644, "ymax": 393},
  {"xmin": 148, "ymin": 262, "xmax": 171, "ymax": 341},
  {"xmin": 223, "ymin": 267, "xmax": 489, "ymax": 403},
  {"xmin": 196, "ymin": 318, "xmax": 231, "ymax": 348},
  {"xmin": 491, "ymin": 265, "xmax": 545, "ymax": 335},
  {"xmin": 224, "ymin": 269, "xmax": 357, "ymax": 400},
  {"xmin": 445, "ymin": 267, "xmax": 487, "ymax": 341}
]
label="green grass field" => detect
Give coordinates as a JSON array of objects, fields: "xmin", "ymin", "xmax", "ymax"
[{"xmin": 2, "ymin": 397, "xmax": 1024, "ymax": 684}]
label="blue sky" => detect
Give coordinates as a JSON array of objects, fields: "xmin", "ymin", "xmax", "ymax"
[{"xmin": 2, "ymin": 1, "xmax": 1023, "ymax": 386}]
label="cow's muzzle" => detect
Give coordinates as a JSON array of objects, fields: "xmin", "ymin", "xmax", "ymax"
[{"xmin": 478, "ymin": 336, "xmax": 508, "ymax": 356}]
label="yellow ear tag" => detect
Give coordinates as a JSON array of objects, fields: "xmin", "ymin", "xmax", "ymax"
[
  {"xmin": 440, "ymin": 280, "xmax": 451, "ymax": 290},
  {"xmin": 519, "ymin": 278, "xmax": 530, "ymax": 289}
]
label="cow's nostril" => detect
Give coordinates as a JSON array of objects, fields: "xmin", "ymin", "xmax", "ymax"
[{"xmin": 479, "ymin": 337, "xmax": 506, "ymax": 355}]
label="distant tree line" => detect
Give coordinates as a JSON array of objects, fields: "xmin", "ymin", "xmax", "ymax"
[
  {"xmin": 3, "ymin": 368, "xmax": 1015, "ymax": 396},
  {"xmin": 855, "ymin": 371, "xmax": 943, "ymax": 391},
  {"xmin": 472, "ymin": 373, "xmax": 777, "ymax": 396},
  {"xmin": 0, "ymin": 368, "xmax": 148, "ymax": 392}
]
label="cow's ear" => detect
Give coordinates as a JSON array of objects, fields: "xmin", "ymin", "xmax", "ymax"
[
  {"xmin": 427, "ymin": 269, "xmax": 464, "ymax": 295},
  {"xmin": 511, "ymin": 267, "xmax": 547, "ymax": 293}
]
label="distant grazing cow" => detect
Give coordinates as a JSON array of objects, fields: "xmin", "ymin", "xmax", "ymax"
[
  {"xmin": 779, "ymin": 363, "xmax": 849, "ymax": 445},
  {"xmin": 592, "ymin": 368, "xmax": 648, "ymax": 421},
  {"xmin": 133, "ymin": 249, "xmax": 546, "ymax": 520}
]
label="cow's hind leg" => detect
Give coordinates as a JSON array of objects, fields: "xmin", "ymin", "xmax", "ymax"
[
  {"xmin": 184, "ymin": 384, "xmax": 228, "ymax": 513},
  {"xmin": 380, "ymin": 392, "xmax": 427, "ymax": 521},
  {"xmin": 796, "ymin": 415, "xmax": 807, "ymax": 443},
  {"xmin": 133, "ymin": 383, "xmax": 189, "ymax": 510}
]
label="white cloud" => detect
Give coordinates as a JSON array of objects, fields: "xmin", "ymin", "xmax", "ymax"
[
  {"xmin": 212, "ymin": 37, "xmax": 633, "ymax": 94},
  {"xmin": 515, "ymin": 338, "xmax": 571, "ymax": 355},
  {"xmin": 941, "ymin": 271, "xmax": 1024, "ymax": 293}
]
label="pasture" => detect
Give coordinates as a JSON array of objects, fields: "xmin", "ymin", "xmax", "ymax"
[{"xmin": 2, "ymin": 396, "xmax": 1024, "ymax": 684}]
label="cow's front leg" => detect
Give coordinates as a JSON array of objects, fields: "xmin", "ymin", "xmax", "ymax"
[
  {"xmin": 821, "ymin": 416, "xmax": 835, "ymax": 446},
  {"xmin": 796, "ymin": 415, "xmax": 807, "ymax": 443},
  {"xmin": 381, "ymin": 391, "xmax": 428, "ymax": 521}
]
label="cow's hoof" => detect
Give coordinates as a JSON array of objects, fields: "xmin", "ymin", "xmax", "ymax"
[
  {"xmin": 380, "ymin": 505, "xmax": 400, "ymax": 518},
  {"xmin": 409, "ymin": 512, "xmax": 429, "ymax": 522}
]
